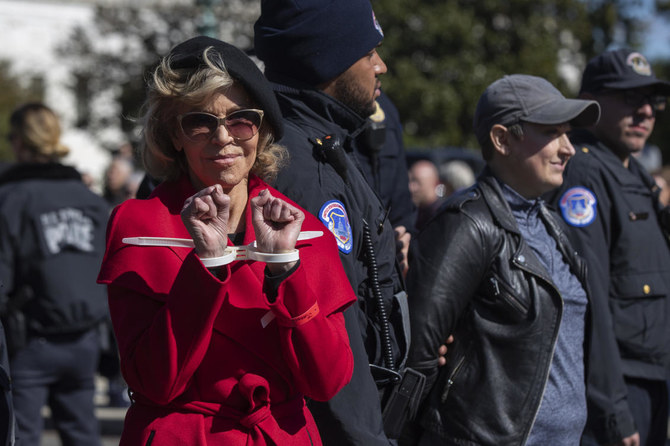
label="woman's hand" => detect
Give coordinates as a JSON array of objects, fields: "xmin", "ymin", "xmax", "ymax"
[
  {"xmin": 181, "ymin": 184, "xmax": 230, "ymax": 259},
  {"xmin": 251, "ymin": 189, "xmax": 304, "ymax": 274}
]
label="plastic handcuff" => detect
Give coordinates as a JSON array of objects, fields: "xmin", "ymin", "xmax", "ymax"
[{"xmin": 122, "ymin": 231, "xmax": 323, "ymax": 267}]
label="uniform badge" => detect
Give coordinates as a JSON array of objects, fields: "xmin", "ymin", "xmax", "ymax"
[
  {"xmin": 319, "ymin": 200, "xmax": 353, "ymax": 253},
  {"xmin": 627, "ymin": 52, "xmax": 652, "ymax": 76},
  {"xmin": 559, "ymin": 187, "xmax": 597, "ymax": 227}
]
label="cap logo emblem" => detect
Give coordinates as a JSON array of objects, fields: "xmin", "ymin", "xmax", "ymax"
[
  {"xmin": 559, "ymin": 186, "xmax": 597, "ymax": 227},
  {"xmin": 372, "ymin": 11, "xmax": 384, "ymax": 37},
  {"xmin": 627, "ymin": 52, "xmax": 652, "ymax": 76}
]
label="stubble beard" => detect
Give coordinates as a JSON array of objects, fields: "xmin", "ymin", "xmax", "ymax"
[{"xmin": 332, "ymin": 74, "xmax": 377, "ymax": 119}]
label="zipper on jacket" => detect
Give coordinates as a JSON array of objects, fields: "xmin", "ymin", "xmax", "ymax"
[
  {"xmin": 440, "ymin": 355, "xmax": 466, "ymax": 403},
  {"xmin": 515, "ymin": 274, "xmax": 565, "ymax": 445},
  {"xmin": 145, "ymin": 430, "xmax": 155, "ymax": 446},
  {"xmin": 490, "ymin": 276, "xmax": 528, "ymax": 314}
]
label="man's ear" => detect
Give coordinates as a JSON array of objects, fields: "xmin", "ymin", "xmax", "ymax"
[{"xmin": 490, "ymin": 124, "xmax": 510, "ymax": 157}]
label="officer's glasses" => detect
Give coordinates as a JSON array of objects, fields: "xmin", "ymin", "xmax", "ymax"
[
  {"xmin": 178, "ymin": 109, "xmax": 264, "ymax": 143},
  {"xmin": 603, "ymin": 90, "xmax": 667, "ymax": 112}
]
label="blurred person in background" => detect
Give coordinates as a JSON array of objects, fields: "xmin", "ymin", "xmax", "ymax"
[
  {"xmin": 652, "ymin": 165, "xmax": 670, "ymax": 207},
  {"xmin": 103, "ymin": 155, "xmax": 137, "ymax": 207},
  {"xmin": 408, "ymin": 160, "xmax": 443, "ymax": 231},
  {"xmin": 0, "ymin": 102, "xmax": 109, "ymax": 446},
  {"xmin": 438, "ymin": 160, "xmax": 475, "ymax": 199}
]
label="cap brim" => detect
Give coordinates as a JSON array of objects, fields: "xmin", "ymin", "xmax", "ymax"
[
  {"xmin": 601, "ymin": 78, "xmax": 670, "ymax": 95},
  {"xmin": 524, "ymin": 99, "xmax": 600, "ymax": 128}
]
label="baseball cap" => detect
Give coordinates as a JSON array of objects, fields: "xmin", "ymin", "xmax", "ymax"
[
  {"xmin": 580, "ymin": 48, "xmax": 670, "ymax": 95},
  {"xmin": 474, "ymin": 74, "xmax": 601, "ymax": 147}
]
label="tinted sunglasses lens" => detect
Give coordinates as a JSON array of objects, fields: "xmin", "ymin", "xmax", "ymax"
[
  {"xmin": 653, "ymin": 96, "xmax": 667, "ymax": 111},
  {"xmin": 224, "ymin": 110, "xmax": 262, "ymax": 141},
  {"xmin": 181, "ymin": 113, "xmax": 218, "ymax": 141}
]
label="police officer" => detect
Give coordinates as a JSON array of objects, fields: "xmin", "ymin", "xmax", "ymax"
[
  {"xmin": 0, "ymin": 103, "xmax": 109, "ymax": 446},
  {"xmin": 550, "ymin": 49, "xmax": 670, "ymax": 446},
  {"xmin": 254, "ymin": 0, "xmax": 413, "ymax": 444}
]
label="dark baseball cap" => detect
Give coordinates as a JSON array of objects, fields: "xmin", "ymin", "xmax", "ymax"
[
  {"xmin": 474, "ymin": 74, "xmax": 600, "ymax": 147},
  {"xmin": 580, "ymin": 48, "xmax": 670, "ymax": 95}
]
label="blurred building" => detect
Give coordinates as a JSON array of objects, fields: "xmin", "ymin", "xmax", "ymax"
[{"xmin": 0, "ymin": 0, "xmax": 194, "ymax": 186}]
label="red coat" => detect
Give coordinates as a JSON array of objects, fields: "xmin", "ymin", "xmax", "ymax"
[{"xmin": 97, "ymin": 175, "xmax": 355, "ymax": 445}]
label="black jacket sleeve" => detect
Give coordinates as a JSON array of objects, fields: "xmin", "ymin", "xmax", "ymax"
[{"xmin": 406, "ymin": 200, "xmax": 489, "ymax": 395}]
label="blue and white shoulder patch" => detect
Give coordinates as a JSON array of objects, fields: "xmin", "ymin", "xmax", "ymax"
[
  {"xmin": 559, "ymin": 187, "xmax": 597, "ymax": 227},
  {"xmin": 319, "ymin": 200, "xmax": 353, "ymax": 254}
]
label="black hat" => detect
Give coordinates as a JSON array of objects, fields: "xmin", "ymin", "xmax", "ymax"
[
  {"xmin": 474, "ymin": 74, "xmax": 600, "ymax": 148},
  {"xmin": 169, "ymin": 36, "xmax": 283, "ymax": 140},
  {"xmin": 254, "ymin": 0, "xmax": 384, "ymax": 86},
  {"xmin": 580, "ymin": 48, "xmax": 670, "ymax": 95}
]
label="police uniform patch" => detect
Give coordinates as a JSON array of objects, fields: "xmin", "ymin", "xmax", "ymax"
[
  {"xmin": 559, "ymin": 187, "xmax": 597, "ymax": 227},
  {"xmin": 319, "ymin": 200, "xmax": 353, "ymax": 253}
]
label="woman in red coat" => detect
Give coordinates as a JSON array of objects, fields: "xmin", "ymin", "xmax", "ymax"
[{"xmin": 97, "ymin": 36, "xmax": 355, "ymax": 446}]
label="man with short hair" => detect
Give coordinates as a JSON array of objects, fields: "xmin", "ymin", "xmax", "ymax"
[
  {"xmin": 254, "ymin": 1, "xmax": 412, "ymax": 444},
  {"xmin": 407, "ymin": 74, "xmax": 600, "ymax": 445},
  {"xmin": 408, "ymin": 160, "xmax": 443, "ymax": 231},
  {"xmin": 439, "ymin": 160, "xmax": 475, "ymax": 198},
  {"xmin": 550, "ymin": 48, "xmax": 670, "ymax": 446}
]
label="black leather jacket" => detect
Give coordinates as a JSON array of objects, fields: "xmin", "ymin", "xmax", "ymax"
[{"xmin": 407, "ymin": 172, "xmax": 589, "ymax": 445}]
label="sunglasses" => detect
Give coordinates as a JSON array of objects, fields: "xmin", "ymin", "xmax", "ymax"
[
  {"xmin": 602, "ymin": 90, "xmax": 667, "ymax": 112},
  {"xmin": 177, "ymin": 109, "xmax": 264, "ymax": 142}
]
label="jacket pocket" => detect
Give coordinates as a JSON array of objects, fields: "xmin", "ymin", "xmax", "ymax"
[
  {"xmin": 609, "ymin": 271, "xmax": 670, "ymax": 360},
  {"xmin": 440, "ymin": 354, "xmax": 467, "ymax": 403},
  {"xmin": 477, "ymin": 274, "xmax": 530, "ymax": 323}
]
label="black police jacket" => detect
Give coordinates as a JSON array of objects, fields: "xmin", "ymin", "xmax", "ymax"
[
  {"xmin": 353, "ymin": 91, "xmax": 416, "ymax": 232},
  {"xmin": 0, "ymin": 163, "xmax": 109, "ymax": 338},
  {"xmin": 407, "ymin": 172, "xmax": 589, "ymax": 445},
  {"xmin": 271, "ymin": 83, "xmax": 408, "ymax": 446},
  {"xmin": 549, "ymin": 129, "xmax": 670, "ymax": 444}
]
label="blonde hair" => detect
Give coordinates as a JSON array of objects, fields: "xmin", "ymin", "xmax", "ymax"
[
  {"xmin": 10, "ymin": 103, "xmax": 70, "ymax": 161},
  {"xmin": 139, "ymin": 47, "xmax": 287, "ymax": 183}
]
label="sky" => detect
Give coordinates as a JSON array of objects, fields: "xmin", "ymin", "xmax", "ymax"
[{"xmin": 643, "ymin": 16, "xmax": 670, "ymax": 60}]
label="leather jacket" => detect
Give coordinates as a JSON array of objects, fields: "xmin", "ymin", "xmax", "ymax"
[{"xmin": 406, "ymin": 172, "xmax": 589, "ymax": 445}]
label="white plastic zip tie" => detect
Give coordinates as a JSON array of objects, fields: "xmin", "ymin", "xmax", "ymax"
[
  {"xmin": 122, "ymin": 231, "xmax": 323, "ymax": 266},
  {"xmin": 122, "ymin": 231, "xmax": 322, "ymax": 248}
]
